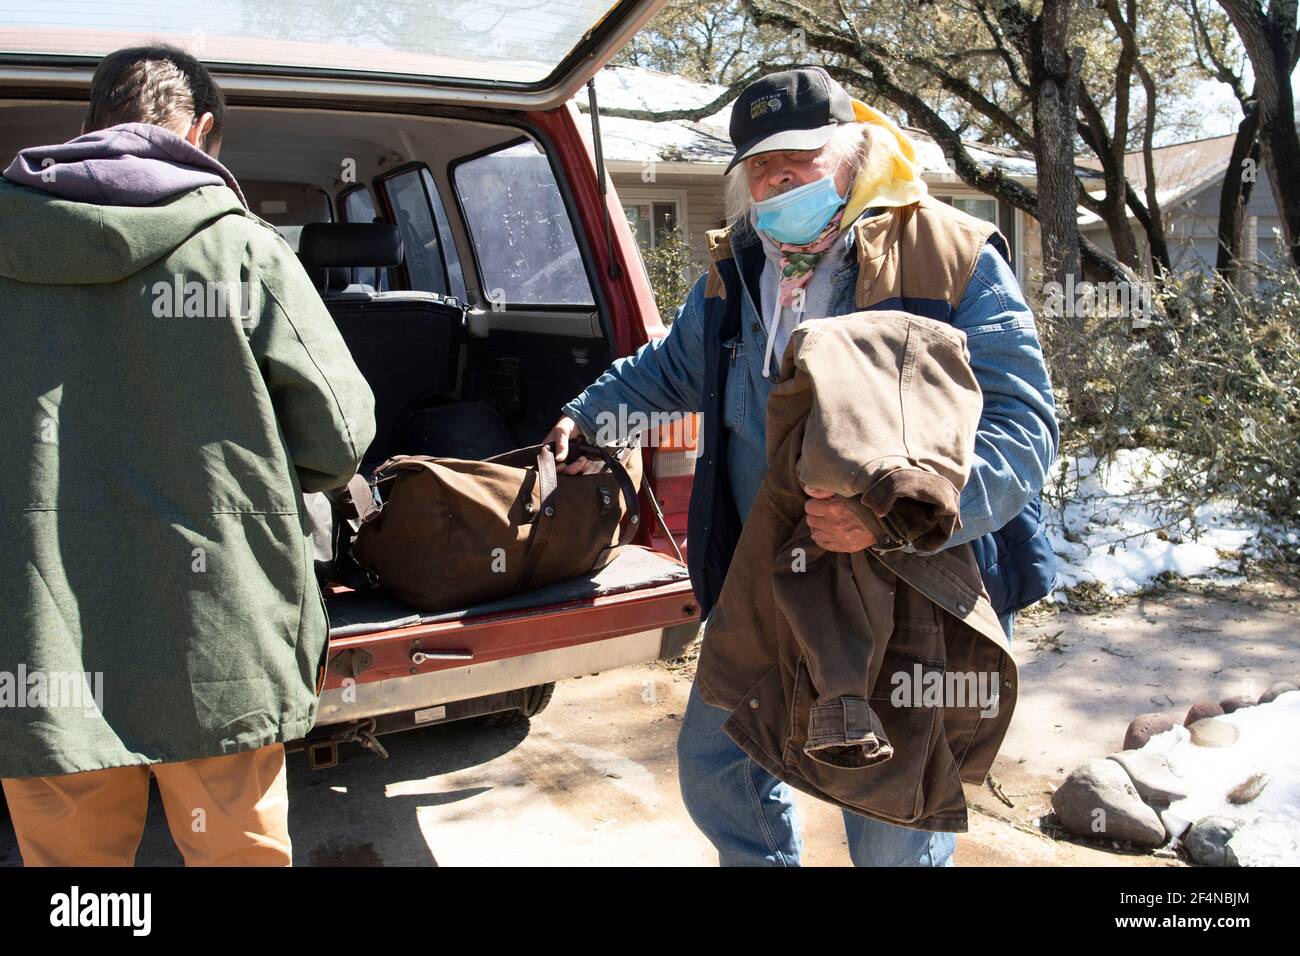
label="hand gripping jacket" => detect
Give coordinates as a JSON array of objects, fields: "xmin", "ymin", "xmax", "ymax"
[{"xmin": 695, "ymin": 312, "xmax": 1017, "ymax": 832}]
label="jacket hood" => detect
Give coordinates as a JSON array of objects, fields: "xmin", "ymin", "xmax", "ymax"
[
  {"xmin": 0, "ymin": 122, "xmax": 251, "ymax": 285},
  {"xmin": 0, "ymin": 177, "xmax": 248, "ymax": 285},
  {"xmin": 3, "ymin": 122, "xmax": 246, "ymax": 208}
]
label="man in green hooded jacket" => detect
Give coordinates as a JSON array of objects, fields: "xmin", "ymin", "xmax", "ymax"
[{"xmin": 0, "ymin": 45, "xmax": 375, "ymax": 866}]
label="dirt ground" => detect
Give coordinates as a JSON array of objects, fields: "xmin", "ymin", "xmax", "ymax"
[{"xmin": 2, "ymin": 572, "xmax": 1295, "ymax": 867}]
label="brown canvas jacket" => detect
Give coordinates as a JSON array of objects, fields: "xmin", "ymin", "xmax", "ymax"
[{"xmin": 695, "ymin": 310, "xmax": 1019, "ymax": 832}]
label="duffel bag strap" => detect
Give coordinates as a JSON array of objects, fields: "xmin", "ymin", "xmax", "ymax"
[
  {"xmin": 515, "ymin": 443, "xmax": 560, "ymax": 592},
  {"xmin": 570, "ymin": 440, "xmax": 641, "ymax": 546},
  {"xmin": 344, "ymin": 474, "xmax": 382, "ymax": 524}
]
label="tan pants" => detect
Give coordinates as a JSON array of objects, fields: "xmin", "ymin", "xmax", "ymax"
[{"xmin": 2, "ymin": 743, "xmax": 291, "ymax": 866}]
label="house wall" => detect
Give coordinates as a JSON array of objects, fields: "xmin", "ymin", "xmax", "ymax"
[
  {"xmin": 1173, "ymin": 168, "xmax": 1286, "ymax": 272},
  {"xmin": 1080, "ymin": 168, "xmax": 1285, "ymax": 278},
  {"xmin": 611, "ymin": 170, "xmax": 727, "ymax": 280},
  {"xmin": 928, "ymin": 186, "xmax": 1036, "ymax": 290},
  {"xmin": 1020, "ymin": 213, "xmax": 1044, "ymax": 293}
]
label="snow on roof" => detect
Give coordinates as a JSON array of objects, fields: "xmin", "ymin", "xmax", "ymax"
[
  {"xmin": 1078, "ymin": 183, "xmax": 1197, "ymax": 228},
  {"xmin": 963, "ymin": 142, "xmax": 1041, "ymax": 178},
  {"xmin": 592, "ymin": 112, "xmax": 734, "ymax": 166},
  {"xmin": 590, "ymin": 63, "xmax": 732, "ymax": 128}
]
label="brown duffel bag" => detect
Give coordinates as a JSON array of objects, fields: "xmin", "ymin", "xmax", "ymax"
[{"xmin": 343, "ymin": 440, "xmax": 643, "ymax": 611}]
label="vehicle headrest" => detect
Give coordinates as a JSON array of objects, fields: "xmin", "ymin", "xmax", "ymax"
[
  {"xmin": 299, "ymin": 222, "xmax": 403, "ymax": 269},
  {"xmin": 299, "ymin": 261, "xmax": 351, "ymax": 295}
]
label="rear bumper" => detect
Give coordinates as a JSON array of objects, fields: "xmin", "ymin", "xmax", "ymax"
[
  {"xmin": 318, "ymin": 625, "xmax": 668, "ymax": 726},
  {"xmin": 317, "ymin": 575, "xmax": 699, "ymax": 727}
]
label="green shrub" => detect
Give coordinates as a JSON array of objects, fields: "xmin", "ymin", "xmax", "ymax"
[{"xmin": 639, "ymin": 229, "xmax": 699, "ymax": 325}]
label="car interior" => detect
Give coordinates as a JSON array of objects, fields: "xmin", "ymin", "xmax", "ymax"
[
  {"xmin": 0, "ymin": 100, "xmax": 617, "ymax": 464},
  {"xmin": 0, "ymin": 99, "xmax": 688, "ymax": 625}
]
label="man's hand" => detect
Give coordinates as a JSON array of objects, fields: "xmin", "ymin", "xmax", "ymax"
[
  {"xmin": 546, "ymin": 416, "xmax": 592, "ymax": 475},
  {"xmin": 804, "ymin": 485, "xmax": 876, "ymax": 552}
]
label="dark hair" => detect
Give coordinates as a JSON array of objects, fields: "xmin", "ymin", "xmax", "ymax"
[{"xmin": 85, "ymin": 45, "xmax": 225, "ymax": 145}]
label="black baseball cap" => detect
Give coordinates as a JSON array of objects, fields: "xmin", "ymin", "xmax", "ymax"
[{"xmin": 725, "ymin": 67, "xmax": 857, "ymax": 174}]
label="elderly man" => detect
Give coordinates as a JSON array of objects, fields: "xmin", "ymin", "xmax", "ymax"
[{"xmin": 547, "ymin": 67, "xmax": 1058, "ymax": 867}]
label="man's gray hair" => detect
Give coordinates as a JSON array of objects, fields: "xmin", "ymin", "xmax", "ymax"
[{"xmin": 723, "ymin": 121, "xmax": 870, "ymax": 227}]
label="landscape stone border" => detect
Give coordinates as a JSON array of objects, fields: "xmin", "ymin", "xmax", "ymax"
[{"xmin": 1048, "ymin": 680, "xmax": 1298, "ymax": 864}]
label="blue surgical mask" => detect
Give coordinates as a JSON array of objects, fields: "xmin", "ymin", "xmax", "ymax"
[{"xmin": 753, "ymin": 171, "xmax": 847, "ymax": 244}]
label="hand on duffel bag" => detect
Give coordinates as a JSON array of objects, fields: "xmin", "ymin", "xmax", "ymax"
[{"xmin": 342, "ymin": 439, "xmax": 642, "ymax": 611}]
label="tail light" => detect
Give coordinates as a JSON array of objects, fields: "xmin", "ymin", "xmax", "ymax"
[{"xmin": 644, "ymin": 413, "xmax": 700, "ymax": 560}]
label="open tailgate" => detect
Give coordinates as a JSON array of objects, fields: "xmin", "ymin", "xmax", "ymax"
[
  {"xmin": 0, "ymin": 0, "xmax": 668, "ymax": 109},
  {"xmin": 317, "ymin": 544, "xmax": 698, "ymax": 726}
]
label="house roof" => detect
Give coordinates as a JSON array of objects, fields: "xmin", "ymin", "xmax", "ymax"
[
  {"xmin": 588, "ymin": 63, "xmax": 734, "ymax": 126},
  {"xmin": 1077, "ymin": 131, "xmax": 1239, "ymax": 228},
  {"xmin": 583, "ymin": 64, "xmax": 1040, "ymax": 183}
]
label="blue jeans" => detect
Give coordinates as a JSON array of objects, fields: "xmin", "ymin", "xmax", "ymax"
[{"xmin": 676, "ymin": 609, "xmax": 1014, "ymax": 866}]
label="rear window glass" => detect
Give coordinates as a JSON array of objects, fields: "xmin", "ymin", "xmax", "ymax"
[
  {"xmin": 453, "ymin": 140, "xmax": 594, "ymax": 308},
  {"xmin": 242, "ymin": 181, "xmax": 332, "ymax": 252},
  {"xmin": 0, "ymin": 0, "xmax": 628, "ymax": 85},
  {"xmin": 342, "ymin": 187, "xmax": 377, "ymax": 225}
]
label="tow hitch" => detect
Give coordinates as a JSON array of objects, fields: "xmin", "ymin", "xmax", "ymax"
[{"xmin": 305, "ymin": 717, "xmax": 389, "ymax": 770}]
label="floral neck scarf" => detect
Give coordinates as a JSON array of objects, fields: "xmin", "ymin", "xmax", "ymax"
[{"xmin": 771, "ymin": 203, "xmax": 849, "ymax": 309}]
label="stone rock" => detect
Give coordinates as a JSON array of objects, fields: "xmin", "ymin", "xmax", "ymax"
[
  {"xmin": 1184, "ymin": 816, "xmax": 1239, "ymax": 867},
  {"xmin": 1051, "ymin": 759, "xmax": 1167, "ymax": 847},
  {"xmin": 1227, "ymin": 772, "xmax": 1269, "ymax": 805},
  {"xmin": 1188, "ymin": 717, "xmax": 1239, "ymax": 748},
  {"xmin": 1184, "ymin": 700, "xmax": 1224, "ymax": 726},
  {"xmin": 1124, "ymin": 712, "xmax": 1178, "ymax": 750},
  {"xmin": 1107, "ymin": 750, "xmax": 1190, "ymax": 806},
  {"xmin": 1218, "ymin": 695, "xmax": 1256, "ymax": 714},
  {"xmin": 1258, "ymin": 681, "xmax": 1298, "ymax": 704}
]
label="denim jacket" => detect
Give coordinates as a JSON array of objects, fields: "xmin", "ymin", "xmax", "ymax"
[{"xmin": 562, "ymin": 207, "xmax": 1060, "ymax": 618}]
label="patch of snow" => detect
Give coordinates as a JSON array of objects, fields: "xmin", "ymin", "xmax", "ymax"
[
  {"xmin": 1045, "ymin": 448, "xmax": 1262, "ymax": 598},
  {"xmin": 1139, "ymin": 692, "xmax": 1300, "ymax": 866}
]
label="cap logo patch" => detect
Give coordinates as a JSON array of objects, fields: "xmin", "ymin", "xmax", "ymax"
[{"xmin": 750, "ymin": 95, "xmax": 784, "ymax": 120}]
